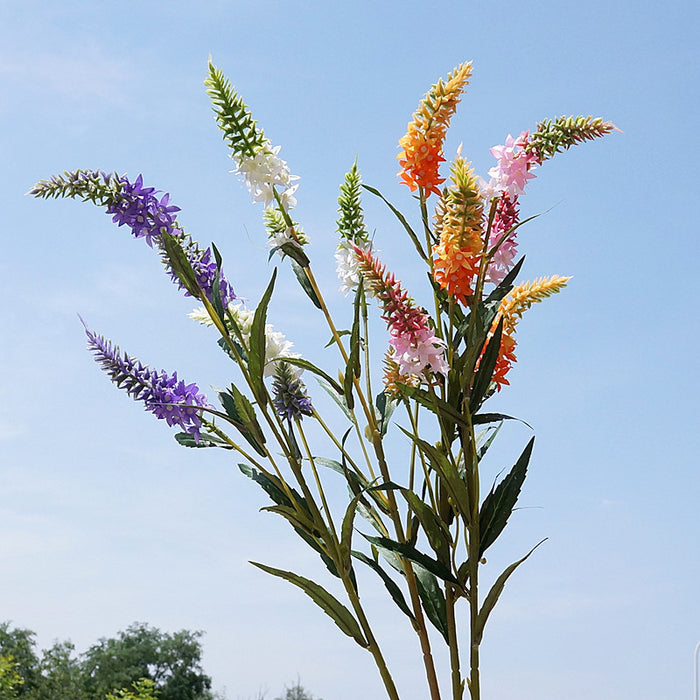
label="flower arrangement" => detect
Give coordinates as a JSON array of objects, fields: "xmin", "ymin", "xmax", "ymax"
[{"xmin": 30, "ymin": 60, "xmax": 614, "ymax": 700}]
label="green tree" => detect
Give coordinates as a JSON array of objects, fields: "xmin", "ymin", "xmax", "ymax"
[
  {"xmin": 82, "ymin": 623, "xmax": 213, "ymax": 700},
  {"xmin": 0, "ymin": 624, "xmax": 39, "ymax": 697},
  {"xmin": 0, "ymin": 654, "xmax": 24, "ymax": 700},
  {"xmin": 33, "ymin": 641, "xmax": 87, "ymax": 700},
  {"xmin": 274, "ymin": 682, "xmax": 322, "ymax": 700},
  {"xmin": 105, "ymin": 678, "xmax": 158, "ymax": 700}
]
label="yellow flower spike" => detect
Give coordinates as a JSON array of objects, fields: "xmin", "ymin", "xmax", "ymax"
[{"xmin": 498, "ymin": 275, "xmax": 572, "ymax": 335}]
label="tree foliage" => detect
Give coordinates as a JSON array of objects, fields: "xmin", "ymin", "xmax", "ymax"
[{"xmin": 0, "ymin": 622, "xmax": 213, "ymax": 700}]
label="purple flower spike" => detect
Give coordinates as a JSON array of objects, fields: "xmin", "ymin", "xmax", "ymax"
[
  {"xmin": 84, "ymin": 324, "xmax": 209, "ymax": 440},
  {"xmin": 106, "ymin": 174, "xmax": 180, "ymax": 247},
  {"xmin": 166, "ymin": 241, "xmax": 236, "ymax": 308},
  {"xmin": 104, "ymin": 173, "xmax": 236, "ymax": 308}
]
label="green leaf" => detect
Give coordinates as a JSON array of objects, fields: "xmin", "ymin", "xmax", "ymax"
[
  {"xmin": 362, "ymin": 184, "xmax": 428, "ymax": 262},
  {"xmin": 210, "ymin": 242, "xmax": 227, "ymax": 324},
  {"xmin": 315, "ymin": 377, "xmax": 354, "ymax": 422},
  {"xmin": 161, "ymin": 232, "xmax": 201, "ymax": 299},
  {"xmin": 397, "ymin": 427, "xmax": 472, "ymax": 522},
  {"xmin": 400, "ymin": 489, "xmax": 451, "ymax": 564},
  {"xmin": 362, "ymin": 534, "xmax": 459, "ymax": 586},
  {"xmin": 239, "ymin": 463, "xmax": 296, "ymax": 508},
  {"xmin": 475, "ymin": 539, "xmax": 546, "ymax": 642},
  {"xmin": 469, "ymin": 317, "xmax": 504, "ymax": 413},
  {"xmin": 250, "ymin": 562, "xmax": 369, "ymax": 647},
  {"xmin": 249, "ymin": 269, "xmax": 277, "ymax": 405},
  {"xmin": 218, "ymin": 386, "xmax": 267, "ymax": 456},
  {"xmin": 375, "ymin": 391, "xmax": 398, "ymax": 437},
  {"xmin": 290, "ymin": 259, "xmax": 322, "ymax": 309},
  {"xmin": 473, "ymin": 412, "xmax": 529, "ymax": 427},
  {"xmin": 398, "ymin": 384, "xmax": 469, "ymax": 434},
  {"xmin": 351, "ymin": 550, "xmax": 415, "ymax": 622},
  {"xmin": 174, "ymin": 432, "xmax": 233, "ymax": 449},
  {"xmin": 217, "ymin": 336, "xmax": 248, "ymax": 364},
  {"xmin": 283, "ymin": 357, "xmax": 343, "ymax": 395},
  {"xmin": 263, "ymin": 504, "xmax": 321, "ymax": 538},
  {"xmin": 479, "ymin": 437, "xmax": 534, "ymax": 557},
  {"xmin": 413, "ymin": 564, "xmax": 449, "ymax": 643},
  {"xmin": 343, "ymin": 284, "xmax": 363, "ymax": 410}
]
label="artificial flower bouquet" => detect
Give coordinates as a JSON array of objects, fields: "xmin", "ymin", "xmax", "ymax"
[{"xmin": 31, "ymin": 60, "xmax": 614, "ymax": 700}]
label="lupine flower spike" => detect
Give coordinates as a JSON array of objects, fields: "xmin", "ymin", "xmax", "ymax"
[
  {"xmin": 84, "ymin": 325, "xmax": 209, "ymax": 439},
  {"xmin": 354, "ymin": 246, "xmax": 448, "ymax": 379},
  {"xmin": 398, "ymin": 62, "xmax": 473, "ymax": 196}
]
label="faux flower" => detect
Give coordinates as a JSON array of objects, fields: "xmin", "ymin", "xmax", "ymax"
[
  {"xmin": 398, "ymin": 62, "xmax": 473, "ymax": 196},
  {"xmin": 189, "ymin": 302, "xmax": 299, "ymax": 376},
  {"xmin": 272, "ymin": 361, "xmax": 314, "ymax": 421},
  {"xmin": 486, "ymin": 274, "xmax": 571, "ymax": 389},
  {"xmin": 486, "ymin": 193, "xmax": 520, "ymax": 285},
  {"xmin": 479, "ymin": 132, "xmax": 538, "ymax": 199},
  {"xmin": 355, "ymin": 246, "xmax": 448, "ymax": 379},
  {"xmin": 232, "ymin": 141, "xmax": 299, "ymax": 210},
  {"xmin": 106, "ymin": 174, "xmax": 180, "ymax": 247},
  {"xmin": 84, "ymin": 325, "xmax": 209, "ymax": 439},
  {"xmin": 432, "ymin": 155, "xmax": 484, "ymax": 302},
  {"xmin": 335, "ymin": 239, "xmax": 373, "ymax": 296}
]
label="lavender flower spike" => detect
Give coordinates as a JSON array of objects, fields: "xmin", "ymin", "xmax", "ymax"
[{"xmin": 84, "ymin": 324, "xmax": 209, "ymax": 440}]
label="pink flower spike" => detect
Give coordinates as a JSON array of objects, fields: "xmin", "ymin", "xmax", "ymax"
[{"xmin": 486, "ymin": 131, "xmax": 538, "ymax": 198}]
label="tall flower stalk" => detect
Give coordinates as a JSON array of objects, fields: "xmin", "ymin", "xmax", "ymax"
[{"xmin": 32, "ymin": 59, "xmax": 614, "ymax": 700}]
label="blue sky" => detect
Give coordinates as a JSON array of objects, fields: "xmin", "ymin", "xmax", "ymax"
[{"xmin": 1, "ymin": 1, "xmax": 698, "ymax": 699}]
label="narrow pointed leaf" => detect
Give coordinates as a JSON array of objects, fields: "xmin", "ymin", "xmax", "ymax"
[
  {"xmin": 479, "ymin": 437, "xmax": 534, "ymax": 557},
  {"xmin": 315, "ymin": 377, "xmax": 354, "ymax": 422},
  {"xmin": 162, "ymin": 232, "xmax": 201, "ymax": 298},
  {"xmin": 352, "ymin": 550, "xmax": 415, "ymax": 622},
  {"xmin": 174, "ymin": 432, "xmax": 233, "ymax": 449},
  {"xmin": 401, "ymin": 489, "xmax": 451, "ymax": 564},
  {"xmin": 469, "ymin": 317, "xmax": 504, "ymax": 413},
  {"xmin": 291, "ymin": 259, "xmax": 322, "ymax": 308},
  {"xmin": 413, "ymin": 564, "xmax": 449, "ymax": 643},
  {"xmin": 249, "ymin": 269, "xmax": 277, "ymax": 404},
  {"xmin": 218, "ymin": 388, "xmax": 267, "ymax": 456},
  {"xmin": 284, "ymin": 357, "xmax": 343, "ymax": 395},
  {"xmin": 476, "ymin": 539, "xmax": 546, "ymax": 642},
  {"xmin": 343, "ymin": 284, "xmax": 362, "ymax": 410},
  {"xmin": 250, "ymin": 562, "xmax": 368, "ymax": 647},
  {"xmin": 362, "ymin": 184, "xmax": 428, "ymax": 262},
  {"xmin": 362, "ymin": 534, "xmax": 459, "ymax": 585},
  {"xmin": 375, "ymin": 391, "xmax": 398, "ymax": 437}
]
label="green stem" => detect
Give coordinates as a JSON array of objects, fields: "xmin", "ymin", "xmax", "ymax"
[
  {"xmin": 446, "ymin": 584, "xmax": 464, "ymax": 700},
  {"xmin": 342, "ymin": 579, "xmax": 401, "ymax": 700}
]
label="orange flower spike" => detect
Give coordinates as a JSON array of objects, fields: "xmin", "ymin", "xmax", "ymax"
[
  {"xmin": 488, "ymin": 275, "xmax": 571, "ymax": 390},
  {"xmin": 431, "ymin": 155, "xmax": 484, "ymax": 303},
  {"xmin": 398, "ymin": 61, "xmax": 473, "ymax": 196}
]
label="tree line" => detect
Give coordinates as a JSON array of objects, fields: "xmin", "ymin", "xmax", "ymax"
[{"xmin": 0, "ymin": 622, "xmax": 321, "ymax": 700}]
